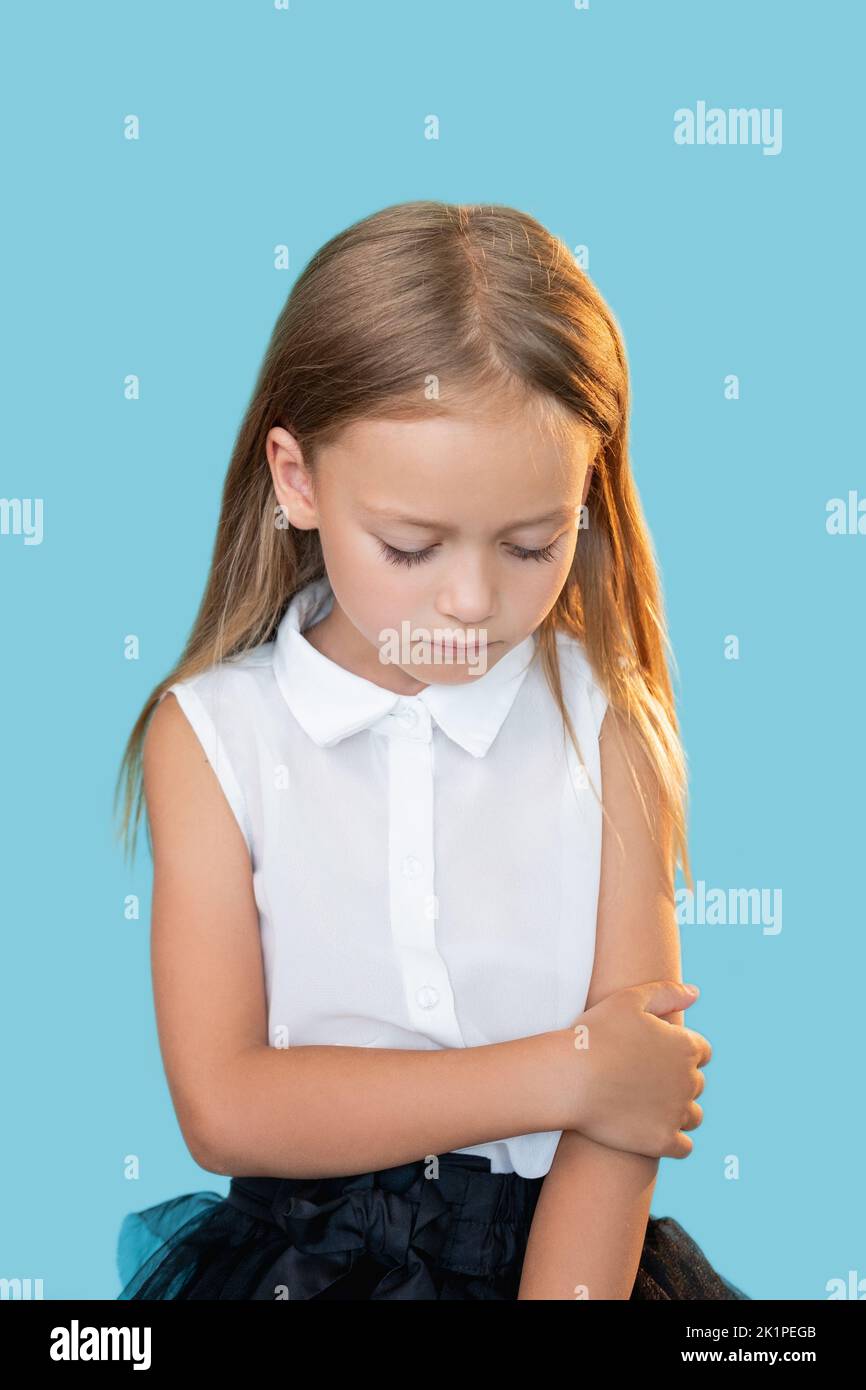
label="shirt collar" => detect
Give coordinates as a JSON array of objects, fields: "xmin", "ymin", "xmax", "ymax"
[{"xmin": 273, "ymin": 574, "xmax": 537, "ymax": 758}]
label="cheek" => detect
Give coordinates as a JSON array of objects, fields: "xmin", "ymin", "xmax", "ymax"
[
  {"xmin": 524, "ymin": 569, "xmax": 568, "ymax": 622},
  {"xmin": 326, "ymin": 527, "xmax": 384, "ymax": 592},
  {"xmin": 509, "ymin": 545, "xmax": 575, "ymax": 626},
  {"xmin": 523, "ymin": 544, "xmax": 575, "ymax": 594},
  {"xmin": 373, "ymin": 574, "xmax": 431, "ymax": 637},
  {"xmin": 339, "ymin": 547, "xmax": 417, "ymax": 640},
  {"xmin": 550, "ymin": 533, "xmax": 578, "ymax": 589}
]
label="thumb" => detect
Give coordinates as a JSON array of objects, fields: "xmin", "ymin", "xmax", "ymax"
[{"xmin": 636, "ymin": 979, "xmax": 700, "ymax": 1018}]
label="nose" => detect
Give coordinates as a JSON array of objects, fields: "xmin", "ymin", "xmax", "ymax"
[{"xmin": 436, "ymin": 558, "xmax": 496, "ymax": 629}]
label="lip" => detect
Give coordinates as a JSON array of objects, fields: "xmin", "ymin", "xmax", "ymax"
[{"xmin": 429, "ymin": 639, "xmax": 499, "ymax": 653}]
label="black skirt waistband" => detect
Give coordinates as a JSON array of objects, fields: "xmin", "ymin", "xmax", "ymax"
[{"xmin": 226, "ymin": 1151, "xmax": 544, "ymax": 1231}]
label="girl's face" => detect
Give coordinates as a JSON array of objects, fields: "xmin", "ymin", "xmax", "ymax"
[{"xmin": 267, "ymin": 405, "xmax": 596, "ymax": 695}]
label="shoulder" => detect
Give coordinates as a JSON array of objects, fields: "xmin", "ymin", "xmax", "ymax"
[
  {"xmin": 144, "ymin": 642, "xmax": 276, "ymax": 857},
  {"xmin": 153, "ymin": 642, "xmax": 277, "ymax": 742},
  {"xmin": 552, "ymin": 629, "xmax": 610, "ymax": 737},
  {"xmin": 171, "ymin": 641, "xmax": 277, "ymax": 702},
  {"xmin": 549, "ymin": 632, "xmax": 663, "ymax": 825},
  {"xmin": 597, "ymin": 701, "xmax": 671, "ymax": 898},
  {"xmin": 143, "ymin": 687, "xmax": 252, "ymax": 865},
  {"xmin": 146, "ymin": 640, "xmax": 276, "ymax": 756},
  {"xmin": 144, "ymin": 689, "xmax": 188, "ymax": 811}
]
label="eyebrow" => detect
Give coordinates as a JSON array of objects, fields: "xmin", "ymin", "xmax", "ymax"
[{"xmin": 361, "ymin": 504, "xmax": 577, "ymax": 535}]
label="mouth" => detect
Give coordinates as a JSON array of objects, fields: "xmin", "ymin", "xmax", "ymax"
[{"xmin": 428, "ymin": 639, "xmax": 500, "ymax": 655}]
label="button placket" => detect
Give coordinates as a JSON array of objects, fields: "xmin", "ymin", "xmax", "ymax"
[{"xmin": 386, "ymin": 706, "xmax": 465, "ymax": 1047}]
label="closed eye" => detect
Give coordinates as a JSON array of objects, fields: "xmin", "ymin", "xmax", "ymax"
[
  {"xmin": 507, "ymin": 540, "xmax": 561, "ymax": 563},
  {"xmin": 376, "ymin": 537, "xmax": 563, "ymax": 568},
  {"xmin": 377, "ymin": 539, "xmax": 437, "ymax": 568}
]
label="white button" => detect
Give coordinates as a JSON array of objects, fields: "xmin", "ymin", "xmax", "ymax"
[
  {"xmin": 416, "ymin": 985, "xmax": 440, "ymax": 1009},
  {"xmin": 402, "ymin": 856, "xmax": 422, "ymax": 878},
  {"xmin": 397, "ymin": 706, "xmax": 418, "ymax": 726}
]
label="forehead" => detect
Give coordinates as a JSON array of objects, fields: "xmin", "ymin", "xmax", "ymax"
[{"xmin": 316, "ymin": 410, "xmax": 592, "ymax": 520}]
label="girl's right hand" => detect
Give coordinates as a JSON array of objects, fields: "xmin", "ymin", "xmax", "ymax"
[{"xmin": 552, "ymin": 980, "xmax": 711, "ymax": 1159}]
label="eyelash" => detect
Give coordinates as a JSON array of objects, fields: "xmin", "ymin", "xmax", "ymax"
[{"xmin": 376, "ymin": 538, "xmax": 562, "ymax": 568}]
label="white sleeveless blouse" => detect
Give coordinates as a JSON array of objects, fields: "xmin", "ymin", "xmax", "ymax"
[{"xmin": 159, "ymin": 574, "xmax": 609, "ymax": 1178}]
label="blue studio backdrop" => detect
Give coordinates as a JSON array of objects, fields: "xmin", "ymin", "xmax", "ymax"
[{"xmin": 1, "ymin": 0, "xmax": 862, "ymax": 1299}]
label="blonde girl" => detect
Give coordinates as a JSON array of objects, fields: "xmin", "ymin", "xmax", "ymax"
[{"xmin": 114, "ymin": 201, "xmax": 749, "ymax": 1301}]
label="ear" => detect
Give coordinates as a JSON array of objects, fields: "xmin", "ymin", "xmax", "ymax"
[{"xmin": 266, "ymin": 426, "xmax": 319, "ymax": 531}]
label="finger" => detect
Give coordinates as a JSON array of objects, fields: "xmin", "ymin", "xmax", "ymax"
[
  {"xmin": 667, "ymin": 1131, "xmax": 694, "ymax": 1159},
  {"xmin": 679, "ymin": 1100, "xmax": 703, "ymax": 1132},
  {"xmin": 680, "ymin": 1026, "xmax": 713, "ymax": 1068},
  {"xmin": 636, "ymin": 979, "xmax": 702, "ymax": 1018}
]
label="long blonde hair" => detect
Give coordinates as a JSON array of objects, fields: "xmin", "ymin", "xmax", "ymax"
[{"xmin": 114, "ymin": 200, "xmax": 693, "ymax": 891}]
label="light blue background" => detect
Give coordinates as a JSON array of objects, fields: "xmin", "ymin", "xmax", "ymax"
[{"xmin": 2, "ymin": 0, "xmax": 861, "ymax": 1300}]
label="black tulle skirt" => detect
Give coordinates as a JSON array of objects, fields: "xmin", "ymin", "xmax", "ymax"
[{"xmin": 116, "ymin": 1151, "xmax": 750, "ymax": 1301}]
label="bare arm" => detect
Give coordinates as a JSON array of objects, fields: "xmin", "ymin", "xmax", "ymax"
[
  {"xmin": 517, "ymin": 704, "xmax": 701, "ymax": 1299},
  {"xmin": 145, "ymin": 694, "xmax": 567, "ymax": 1178},
  {"xmin": 209, "ymin": 1036, "xmax": 561, "ymax": 1178}
]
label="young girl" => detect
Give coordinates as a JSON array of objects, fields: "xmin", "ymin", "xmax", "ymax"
[{"xmin": 114, "ymin": 200, "xmax": 750, "ymax": 1301}]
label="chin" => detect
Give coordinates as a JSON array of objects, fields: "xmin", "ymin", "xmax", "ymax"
[{"xmin": 418, "ymin": 649, "xmax": 503, "ymax": 683}]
